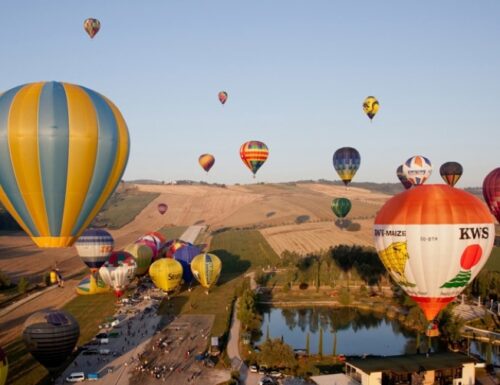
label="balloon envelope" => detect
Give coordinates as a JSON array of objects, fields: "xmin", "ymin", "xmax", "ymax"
[
  {"xmin": 0, "ymin": 81, "xmax": 130, "ymax": 248},
  {"xmin": 332, "ymin": 147, "xmax": 360, "ymax": 186},
  {"xmin": 374, "ymin": 185, "xmax": 494, "ymax": 321},
  {"xmin": 23, "ymin": 310, "xmax": 80, "ymax": 371},
  {"xmin": 164, "ymin": 239, "xmax": 188, "ymax": 258},
  {"xmin": 191, "ymin": 253, "xmax": 222, "ymax": 289},
  {"xmin": 75, "ymin": 229, "xmax": 114, "ymax": 272},
  {"xmin": 173, "ymin": 244, "xmax": 201, "ymax": 283},
  {"xmin": 149, "ymin": 258, "xmax": 183, "ymax": 291},
  {"xmin": 218, "ymin": 91, "xmax": 228, "ymax": 105},
  {"xmin": 363, "ymin": 96, "xmax": 379, "ymax": 120},
  {"xmin": 240, "ymin": 141, "xmax": 269, "ymax": 176},
  {"xmin": 397, "ymin": 165, "xmax": 412, "ymax": 190},
  {"xmin": 157, "ymin": 203, "xmax": 168, "ymax": 215},
  {"xmin": 331, "ymin": 198, "xmax": 352, "ymax": 219},
  {"xmin": 76, "ymin": 274, "xmax": 110, "ymax": 295},
  {"xmin": 124, "ymin": 242, "xmax": 153, "ymax": 275},
  {"xmin": 99, "ymin": 251, "xmax": 136, "ymax": 297},
  {"xmin": 403, "ymin": 155, "xmax": 432, "ymax": 186},
  {"xmin": 199, "ymin": 154, "xmax": 215, "ymax": 172},
  {"xmin": 83, "ymin": 18, "xmax": 100, "ymax": 38},
  {"xmin": 440, "ymin": 162, "xmax": 463, "ymax": 187},
  {"xmin": 0, "ymin": 346, "xmax": 7, "ymax": 385},
  {"xmin": 483, "ymin": 167, "xmax": 500, "ymax": 223}
]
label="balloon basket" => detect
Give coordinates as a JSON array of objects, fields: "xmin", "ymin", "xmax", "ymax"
[{"xmin": 426, "ymin": 328, "xmax": 439, "ymax": 337}]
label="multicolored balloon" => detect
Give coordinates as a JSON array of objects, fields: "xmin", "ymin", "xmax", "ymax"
[
  {"xmin": 218, "ymin": 91, "xmax": 228, "ymax": 105},
  {"xmin": 0, "ymin": 81, "xmax": 130, "ymax": 248},
  {"xmin": 332, "ymin": 147, "xmax": 360, "ymax": 186},
  {"xmin": 75, "ymin": 229, "xmax": 114, "ymax": 272},
  {"xmin": 363, "ymin": 96, "xmax": 379, "ymax": 121},
  {"xmin": 483, "ymin": 167, "xmax": 500, "ymax": 223},
  {"xmin": 23, "ymin": 310, "xmax": 80, "ymax": 371},
  {"xmin": 164, "ymin": 239, "xmax": 188, "ymax": 258},
  {"xmin": 99, "ymin": 251, "xmax": 137, "ymax": 297},
  {"xmin": 124, "ymin": 242, "xmax": 153, "ymax": 276},
  {"xmin": 173, "ymin": 244, "xmax": 201, "ymax": 283},
  {"xmin": 374, "ymin": 185, "xmax": 494, "ymax": 322},
  {"xmin": 331, "ymin": 198, "xmax": 352, "ymax": 219},
  {"xmin": 199, "ymin": 154, "xmax": 215, "ymax": 173},
  {"xmin": 0, "ymin": 346, "xmax": 7, "ymax": 385},
  {"xmin": 149, "ymin": 258, "xmax": 183, "ymax": 292},
  {"xmin": 397, "ymin": 165, "xmax": 412, "ymax": 190},
  {"xmin": 240, "ymin": 141, "xmax": 269, "ymax": 177},
  {"xmin": 158, "ymin": 203, "xmax": 168, "ymax": 215},
  {"xmin": 439, "ymin": 162, "xmax": 463, "ymax": 187},
  {"xmin": 403, "ymin": 155, "xmax": 432, "ymax": 186},
  {"xmin": 76, "ymin": 274, "xmax": 110, "ymax": 295},
  {"xmin": 84, "ymin": 18, "xmax": 100, "ymax": 38},
  {"xmin": 136, "ymin": 232, "xmax": 166, "ymax": 259},
  {"xmin": 191, "ymin": 253, "xmax": 222, "ymax": 290}
]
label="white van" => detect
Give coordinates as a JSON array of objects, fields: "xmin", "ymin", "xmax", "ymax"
[
  {"xmin": 65, "ymin": 372, "xmax": 85, "ymax": 382},
  {"xmin": 98, "ymin": 338, "xmax": 109, "ymax": 345}
]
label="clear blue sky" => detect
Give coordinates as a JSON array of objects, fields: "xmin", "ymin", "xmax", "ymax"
[{"xmin": 1, "ymin": 1, "xmax": 498, "ymax": 186}]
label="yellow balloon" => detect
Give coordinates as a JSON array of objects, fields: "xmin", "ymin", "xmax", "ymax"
[
  {"xmin": 363, "ymin": 96, "xmax": 379, "ymax": 120},
  {"xmin": 149, "ymin": 259, "xmax": 183, "ymax": 292},
  {"xmin": 190, "ymin": 253, "xmax": 222, "ymax": 289}
]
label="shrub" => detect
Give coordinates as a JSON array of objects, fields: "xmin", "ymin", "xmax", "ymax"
[
  {"xmin": 0, "ymin": 270, "xmax": 11, "ymax": 288},
  {"xmin": 299, "ymin": 282, "xmax": 309, "ymax": 290},
  {"xmin": 17, "ymin": 277, "xmax": 30, "ymax": 294},
  {"xmin": 43, "ymin": 272, "xmax": 52, "ymax": 287}
]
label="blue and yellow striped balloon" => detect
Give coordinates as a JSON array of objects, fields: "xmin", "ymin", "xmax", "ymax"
[{"xmin": 0, "ymin": 81, "xmax": 129, "ymax": 247}]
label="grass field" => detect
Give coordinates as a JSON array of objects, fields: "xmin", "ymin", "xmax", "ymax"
[
  {"xmin": 485, "ymin": 247, "xmax": 500, "ymax": 272},
  {"xmin": 158, "ymin": 226, "xmax": 188, "ymax": 240}
]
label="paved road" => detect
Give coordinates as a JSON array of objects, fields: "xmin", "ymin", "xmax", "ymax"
[{"xmin": 179, "ymin": 226, "xmax": 205, "ymax": 244}]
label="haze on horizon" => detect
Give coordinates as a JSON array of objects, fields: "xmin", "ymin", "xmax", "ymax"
[{"xmin": 0, "ymin": 1, "xmax": 498, "ymax": 187}]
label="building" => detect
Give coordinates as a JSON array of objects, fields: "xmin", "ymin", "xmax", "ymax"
[{"xmin": 344, "ymin": 353, "xmax": 476, "ymax": 385}]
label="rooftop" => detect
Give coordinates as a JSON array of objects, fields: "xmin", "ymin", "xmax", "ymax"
[{"xmin": 311, "ymin": 373, "xmax": 359, "ymax": 385}]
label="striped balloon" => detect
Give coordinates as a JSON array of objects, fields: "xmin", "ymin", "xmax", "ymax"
[
  {"xmin": 0, "ymin": 82, "xmax": 129, "ymax": 248},
  {"xmin": 199, "ymin": 154, "xmax": 215, "ymax": 173},
  {"xmin": 75, "ymin": 229, "xmax": 114, "ymax": 272},
  {"xmin": 191, "ymin": 253, "xmax": 222, "ymax": 290},
  {"xmin": 240, "ymin": 141, "xmax": 269, "ymax": 177}
]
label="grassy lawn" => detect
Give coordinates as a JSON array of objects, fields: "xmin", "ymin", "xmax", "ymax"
[{"xmin": 157, "ymin": 226, "xmax": 188, "ymax": 240}]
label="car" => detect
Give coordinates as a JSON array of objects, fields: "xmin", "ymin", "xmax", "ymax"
[
  {"xmin": 65, "ymin": 372, "xmax": 85, "ymax": 382},
  {"xmin": 87, "ymin": 373, "xmax": 99, "ymax": 381},
  {"xmin": 99, "ymin": 349, "xmax": 111, "ymax": 355},
  {"xmin": 82, "ymin": 349, "xmax": 99, "ymax": 355},
  {"xmin": 97, "ymin": 338, "xmax": 109, "ymax": 345},
  {"xmin": 258, "ymin": 377, "xmax": 275, "ymax": 385},
  {"xmin": 95, "ymin": 333, "xmax": 108, "ymax": 339},
  {"xmin": 270, "ymin": 371, "xmax": 282, "ymax": 378},
  {"xmin": 249, "ymin": 364, "xmax": 258, "ymax": 373}
]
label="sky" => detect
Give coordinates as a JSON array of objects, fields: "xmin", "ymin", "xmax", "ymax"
[{"xmin": 1, "ymin": 1, "xmax": 499, "ymax": 187}]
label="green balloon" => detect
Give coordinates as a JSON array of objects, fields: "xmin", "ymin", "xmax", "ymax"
[{"xmin": 331, "ymin": 198, "xmax": 352, "ymax": 219}]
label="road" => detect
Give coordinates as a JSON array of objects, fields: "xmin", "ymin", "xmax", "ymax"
[{"xmin": 179, "ymin": 225, "xmax": 205, "ymax": 244}]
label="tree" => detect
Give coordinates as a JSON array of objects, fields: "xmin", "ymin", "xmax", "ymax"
[
  {"xmin": 17, "ymin": 277, "xmax": 29, "ymax": 294},
  {"xmin": 306, "ymin": 332, "xmax": 310, "ymax": 355},
  {"xmin": 237, "ymin": 289, "xmax": 261, "ymax": 332},
  {"xmin": 318, "ymin": 327, "xmax": 324, "ymax": 357},
  {"xmin": 258, "ymin": 338, "xmax": 297, "ymax": 370},
  {"xmin": 332, "ymin": 330, "xmax": 337, "ymax": 356},
  {"xmin": 330, "ymin": 245, "xmax": 356, "ymax": 291},
  {"xmin": 266, "ymin": 324, "xmax": 270, "ymax": 341},
  {"xmin": 0, "ymin": 269, "xmax": 11, "ymax": 288}
]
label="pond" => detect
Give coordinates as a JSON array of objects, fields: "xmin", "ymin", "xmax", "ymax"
[{"xmin": 256, "ymin": 306, "xmax": 499, "ymax": 365}]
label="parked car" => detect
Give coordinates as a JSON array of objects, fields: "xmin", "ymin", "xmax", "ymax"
[
  {"xmin": 86, "ymin": 373, "xmax": 99, "ymax": 381},
  {"xmin": 249, "ymin": 364, "xmax": 258, "ymax": 373},
  {"xmin": 82, "ymin": 349, "xmax": 99, "ymax": 356},
  {"xmin": 270, "ymin": 370, "xmax": 282, "ymax": 378},
  {"xmin": 65, "ymin": 372, "xmax": 85, "ymax": 382},
  {"xmin": 258, "ymin": 376, "xmax": 275, "ymax": 385},
  {"xmin": 99, "ymin": 349, "xmax": 111, "ymax": 355},
  {"xmin": 98, "ymin": 338, "xmax": 109, "ymax": 345},
  {"xmin": 95, "ymin": 333, "xmax": 108, "ymax": 339}
]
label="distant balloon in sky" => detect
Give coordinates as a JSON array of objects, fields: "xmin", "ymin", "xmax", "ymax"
[
  {"xmin": 482, "ymin": 167, "xmax": 500, "ymax": 223},
  {"xmin": 75, "ymin": 229, "xmax": 114, "ymax": 273},
  {"xmin": 158, "ymin": 203, "xmax": 168, "ymax": 215},
  {"xmin": 218, "ymin": 91, "xmax": 228, "ymax": 105},
  {"xmin": 199, "ymin": 154, "xmax": 215, "ymax": 173},
  {"xmin": 397, "ymin": 165, "xmax": 412, "ymax": 190},
  {"xmin": 0, "ymin": 81, "xmax": 130, "ymax": 248},
  {"xmin": 440, "ymin": 162, "xmax": 463, "ymax": 187},
  {"xmin": 331, "ymin": 198, "xmax": 351, "ymax": 219},
  {"xmin": 363, "ymin": 96, "xmax": 379, "ymax": 121},
  {"xmin": 332, "ymin": 147, "xmax": 360, "ymax": 186},
  {"xmin": 84, "ymin": 18, "xmax": 101, "ymax": 38},
  {"xmin": 0, "ymin": 346, "xmax": 7, "ymax": 385},
  {"xmin": 403, "ymin": 155, "xmax": 432, "ymax": 186},
  {"xmin": 240, "ymin": 141, "xmax": 269, "ymax": 177}
]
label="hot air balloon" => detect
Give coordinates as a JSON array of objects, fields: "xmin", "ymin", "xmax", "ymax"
[
  {"xmin": 218, "ymin": 91, "xmax": 228, "ymax": 105},
  {"xmin": 440, "ymin": 162, "xmax": 463, "ymax": 187},
  {"xmin": 0, "ymin": 347, "xmax": 7, "ymax": 385},
  {"xmin": 158, "ymin": 203, "xmax": 168, "ymax": 215},
  {"xmin": 483, "ymin": 167, "xmax": 500, "ymax": 223},
  {"xmin": 374, "ymin": 185, "xmax": 494, "ymax": 332},
  {"xmin": 240, "ymin": 141, "xmax": 269, "ymax": 177},
  {"xmin": 164, "ymin": 239, "xmax": 188, "ymax": 258},
  {"xmin": 363, "ymin": 96, "xmax": 379, "ymax": 121},
  {"xmin": 199, "ymin": 154, "xmax": 215, "ymax": 173},
  {"xmin": 99, "ymin": 251, "xmax": 137, "ymax": 297},
  {"xmin": 76, "ymin": 274, "xmax": 110, "ymax": 295},
  {"xmin": 173, "ymin": 244, "xmax": 201, "ymax": 284},
  {"xmin": 124, "ymin": 242, "xmax": 153, "ymax": 276},
  {"xmin": 149, "ymin": 258, "xmax": 183, "ymax": 292},
  {"xmin": 191, "ymin": 253, "xmax": 222, "ymax": 291},
  {"xmin": 23, "ymin": 310, "xmax": 80, "ymax": 371},
  {"xmin": 0, "ymin": 81, "xmax": 130, "ymax": 248},
  {"xmin": 403, "ymin": 155, "xmax": 432, "ymax": 186},
  {"xmin": 74, "ymin": 229, "xmax": 114, "ymax": 272},
  {"xmin": 83, "ymin": 18, "xmax": 100, "ymax": 38},
  {"xmin": 397, "ymin": 165, "xmax": 412, "ymax": 190},
  {"xmin": 332, "ymin": 147, "xmax": 360, "ymax": 186},
  {"xmin": 136, "ymin": 232, "xmax": 166, "ymax": 259},
  {"xmin": 331, "ymin": 198, "xmax": 351, "ymax": 219}
]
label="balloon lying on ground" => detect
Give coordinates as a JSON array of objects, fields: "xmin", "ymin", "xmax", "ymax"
[
  {"xmin": 76, "ymin": 274, "xmax": 110, "ymax": 295},
  {"xmin": 136, "ymin": 232, "xmax": 166, "ymax": 260},
  {"xmin": 362, "ymin": 96, "xmax": 379, "ymax": 121},
  {"xmin": 124, "ymin": 242, "xmax": 153, "ymax": 275},
  {"xmin": 0, "ymin": 346, "xmax": 7, "ymax": 385},
  {"xmin": 149, "ymin": 258, "xmax": 183, "ymax": 292},
  {"xmin": 191, "ymin": 253, "xmax": 222, "ymax": 290},
  {"xmin": 99, "ymin": 251, "xmax": 137, "ymax": 297},
  {"xmin": 157, "ymin": 203, "xmax": 168, "ymax": 215},
  {"xmin": 164, "ymin": 239, "xmax": 189, "ymax": 258},
  {"xmin": 374, "ymin": 185, "xmax": 494, "ymax": 322},
  {"xmin": 482, "ymin": 167, "xmax": 500, "ymax": 223},
  {"xmin": 440, "ymin": 162, "xmax": 463, "ymax": 187},
  {"xmin": 173, "ymin": 244, "xmax": 201, "ymax": 283},
  {"xmin": 84, "ymin": 18, "xmax": 100, "ymax": 38},
  {"xmin": 331, "ymin": 198, "xmax": 351, "ymax": 219},
  {"xmin": 199, "ymin": 154, "xmax": 215, "ymax": 173},
  {"xmin": 23, "ymin": 310, "xmax": 80, "ymax": 371},
  {"xmin": 396, "ymin": 165, "xmax": 412, "ymax": 190},
  {"xmin": 332, "ymin": 147, "xmax": 360, "ymax": 186},
  {"xmin": 403, "ymin": 155, "xmax": 432, "ymax": 186},
  {"xmin": 218, "ymin": 91, "xmax": 228, "ymax": 105},
  {"xmin": 0, "ymin": 81, "xmax": 130, "ymax": 248},
  {"xmin": 75, "ymin": 229, "xmax": 114, "ymax": 272},
  {"xmin": 240, "ymin": 141, "xmax": 269, "ymax": 177}
]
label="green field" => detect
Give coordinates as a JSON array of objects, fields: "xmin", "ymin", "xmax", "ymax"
[
  {"xmin": 485, "ymin": 247, "xmax": 500, "ymax": 272},
  {"xmin": 157, "ymin": 226, "xmax": 188, "ymax": 240}
]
